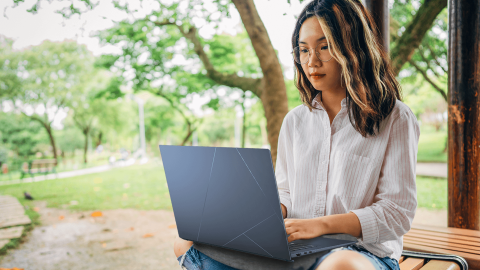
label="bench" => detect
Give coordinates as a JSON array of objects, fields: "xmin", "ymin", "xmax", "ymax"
[
  {"xmin": 400, "ymin": 224, "xmax": 480, "ymax": 270},
  {"xmin": 20, "ymin": 159, "xmax": 57, "ymax": 179}
]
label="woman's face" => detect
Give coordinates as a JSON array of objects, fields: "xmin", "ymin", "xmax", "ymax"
[{"xmin": 298, "ymin": 17, "xmax": 343, "ymax": 94}]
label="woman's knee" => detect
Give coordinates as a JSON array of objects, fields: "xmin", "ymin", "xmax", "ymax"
[
  {"xmin": 174, "ymin": 237, "xmax": 193, "ymax": 258},
  {"xmin": 316, "ymin": 250, "xmax": 376, "ymax": 270}
]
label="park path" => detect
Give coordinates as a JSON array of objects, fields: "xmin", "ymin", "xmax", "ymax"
[
  {"xmin": 0, "ymin": 159, "xmax": 136, "ymax": 187},
  {"xmin": 0, "ymin": 201, "xmax": 180, "ymax": 270},
  {"xmin": 0, "ymin": 201, "xmax": 446, "ymax": 270},
  {"xmin": 416, "ymin": 163, "xmax": 447, "ymax": 178}
]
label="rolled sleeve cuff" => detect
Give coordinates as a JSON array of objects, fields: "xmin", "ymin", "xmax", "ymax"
[
  {"xmin": 279, "ymin": 195, "xmax": 292, "ymax": 218},
  {"xmin": 351, "ymin": 208, "xmax": 379, "ymax": 244}
]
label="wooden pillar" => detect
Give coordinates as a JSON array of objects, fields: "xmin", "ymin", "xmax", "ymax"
[
  {"xmin": 447, "ymin": 0, "xmax": 480, "ymax": 230},
  {"xmin": 364, "ymin": 0, "xmax": 389, "ymax": 53}
]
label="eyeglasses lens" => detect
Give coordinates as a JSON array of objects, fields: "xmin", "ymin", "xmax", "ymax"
[{"xmin": 293, "ymin": 43, "xmax": 332, "ymax": 64}]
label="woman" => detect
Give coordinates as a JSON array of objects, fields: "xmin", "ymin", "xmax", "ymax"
[{"xmin": 174, "ymin": 0, "xmax": 419, "ymax": 269}]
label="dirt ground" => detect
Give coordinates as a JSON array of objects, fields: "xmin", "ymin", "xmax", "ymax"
[
  {"xmin": 0, "ymin": 202, "xmax": 447, "ymax": 270},
  {"xmin": 0, "ymin": 201, "xmax": 180, "ymax": 270}
]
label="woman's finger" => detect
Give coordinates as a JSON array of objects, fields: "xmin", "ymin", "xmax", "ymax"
[{"xmin": 288, "ymin": 232, "xmax": 300, "ymax": 242}]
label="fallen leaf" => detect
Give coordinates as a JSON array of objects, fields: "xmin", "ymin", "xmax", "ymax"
[
  {"xmin": 33, "ymin": 207, "xmax": 40, "ymax": 212},
  {"xmin": 94, "ymin": 177, "xmax": 103, "ymax": 184},
  {"xmin": 102, "ymin": 242, "xmax": 107, "ymax": 248},
  {"xmin": 91, "ymin": 211, "xmax": 103, "ymax": 217},
  {"xmin": 168, "ymin": 224, "xmax": 177, "ymax": 229},
  {"xmin": 59, "ymin": 215, "xmax": 65, "ymax": 220},
  {"xmin": 12, "ymin": 268, "xmax": 25, "ymax": 270},
  {"xmin": 128, "ymin": 227, "xmax": 134, "ymax": 231},
  {"xmin": 143, "ymin": 233, "xmax": 154, "ymax": 238},
  {"xmin": 102, "ymin": 228, "xmax": 111, "ymax": 232}
]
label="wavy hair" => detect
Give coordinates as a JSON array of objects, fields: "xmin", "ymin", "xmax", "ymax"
[{"xmin": 292, "ymin": 0, "xmax": 402, "ymax": 137}]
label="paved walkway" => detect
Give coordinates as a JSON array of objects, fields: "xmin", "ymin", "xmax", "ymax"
[
  {"xmin": 416, "ymin": 162, "xmax": 447, "ymax": 178},
  {"xmin": 0, "ymin": 159, "xmax": 136, "ymax": 186}
]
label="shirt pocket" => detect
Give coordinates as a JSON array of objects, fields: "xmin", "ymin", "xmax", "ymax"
[{"xmin": 330, "ymin": 151, "xmax": 372, "ymax": 198}]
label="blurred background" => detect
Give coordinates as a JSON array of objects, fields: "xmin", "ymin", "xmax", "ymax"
[{"xmin": 0, "ymin": 0, "xmax": 449, "ymax": 268}]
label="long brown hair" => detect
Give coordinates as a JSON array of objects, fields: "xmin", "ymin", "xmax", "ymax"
[{"xmin": 292, "ymin": 0, "xmax": 402, "ymax": 137}]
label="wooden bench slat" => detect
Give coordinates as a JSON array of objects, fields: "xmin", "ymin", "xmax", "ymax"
[
  {"xmin": 400, "ymin": 258, "xmax": 425, "ymax": 270},
  {"xmin": 404, "ymin": 238, "xmax": 480, "ymax": 255},
  {"xmin": 419, "ymin": 260, "xmax": 460, "ymax": 270},
  {"xmin": 407, "ymin": 230, "xmax": 480, "ymax": 244},
  {"xmin": 404, "ymin": 233, "xmax": 480, "ymax": 249},
  {"xmin": 404, "ymin": 242, "xmax": 480, "ymax": 269},
  {"xmin": 399, "ymin": 256, "xmax": 405, "ymax": 263},
  {"xmin": 412, "ymin": 225, "xmax": 480, "ymax": 238}
]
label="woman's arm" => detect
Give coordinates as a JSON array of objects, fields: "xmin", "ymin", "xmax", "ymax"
[{"xmin": 284, "ymin": 212, "xmax": 362, "ymax": 242}]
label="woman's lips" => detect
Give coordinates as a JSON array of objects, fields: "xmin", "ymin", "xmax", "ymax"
[{"xmin": 310, "ymin": 74, "xmax": 325, "ymax": 80}]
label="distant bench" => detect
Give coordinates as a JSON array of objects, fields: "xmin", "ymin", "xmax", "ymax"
[{"xmin": 21, "ymin": 159, "xmax": 57, "ymax": 179}]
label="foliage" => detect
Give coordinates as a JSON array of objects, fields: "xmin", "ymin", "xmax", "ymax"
[{"xmin": 0, "ymin": 112, "xmax": 45, "ymax": 157}]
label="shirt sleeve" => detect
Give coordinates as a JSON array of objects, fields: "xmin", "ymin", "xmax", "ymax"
[
  {"xmin": 276, "ymin": 114, "xmax": 293, "ymax": 218},
  {"xmin": 351, "ymin": 110, "xmax": 420, "ymax": 244}
]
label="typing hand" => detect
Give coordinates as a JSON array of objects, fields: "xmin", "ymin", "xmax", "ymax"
[{"xmin": 284, "ymin": 218, "xmax": 326, "ymax": 242}]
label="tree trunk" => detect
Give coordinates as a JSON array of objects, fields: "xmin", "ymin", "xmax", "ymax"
[
  {"xmin": 232, "ymin": 0, "xmax": 289, "ymax": 167},
  {"xmin": 180, "ymin": 122, "xmax": 193, "ymax": 146},
  {"xmin": 83, "ymin": 128, "xmax": 90, "ymax": 164},
  {"xmin": 390, "ymin": 0, "xmax": 447, "ymax": 74},
  {"xmin": 40, "ymin": 121, "xmax": 58, "ymax": 162},
  {"xmin": 241, "ymin": 92, "xmax": 246, "ymax": 148}
]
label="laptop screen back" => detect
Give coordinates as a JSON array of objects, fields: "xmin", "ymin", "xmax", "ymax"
[{"xmin": 160, "ymin": 145, "xmax": 291, "ymax": 261}]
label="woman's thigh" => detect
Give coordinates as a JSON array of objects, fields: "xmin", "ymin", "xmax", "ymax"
[
  {"xmin": 308, "ymin": 246, "xmax": 400, "ymax": 270},
  {"xmin": 177, "ymin": 246, "xmax": 238, "ymax": 270}
]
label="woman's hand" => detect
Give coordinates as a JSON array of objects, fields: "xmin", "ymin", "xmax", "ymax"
[
  {"xmin": 284, "ymin": 217, "xmax": 327, "ymax": 242},
  {"xmin": 284, "ymin": 213, "xmax": 363, "ymax": 242}
]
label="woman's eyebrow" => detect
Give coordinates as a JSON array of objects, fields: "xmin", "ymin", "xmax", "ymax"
[{"xmin": 299, "ymin": 36, "xmax": 326, "ymax": 44}]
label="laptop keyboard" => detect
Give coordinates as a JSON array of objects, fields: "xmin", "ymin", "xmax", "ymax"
[{"xmin": 288, "ymin": 243, "xmax": 314, "ymax": 251}]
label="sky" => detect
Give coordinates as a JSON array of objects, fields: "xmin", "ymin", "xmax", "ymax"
[{"xmin": 0, "ymin": 0, "xmax": 311, "ymax": 79}]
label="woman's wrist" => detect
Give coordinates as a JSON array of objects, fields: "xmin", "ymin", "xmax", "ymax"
[{"xmin": 316, "ymin": 212, "xmax": 362, "ymax": 238}]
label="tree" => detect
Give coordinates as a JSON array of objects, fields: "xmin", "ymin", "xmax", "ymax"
[
  {"xmin": 1, "ymin": 40, "xmax": 95, "ymax": 162},
  {"xmin": 8, "ymin": 0, "xmax": 449, "ymax": 166}
]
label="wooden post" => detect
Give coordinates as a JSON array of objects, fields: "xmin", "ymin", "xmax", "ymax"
[
  {"xmin": 364, "ymin": 0, "xmax": 389, "ymax": 53},
  {"xmin": 447, "ymin": 0, "xmax": 480, "ymax": 230}
]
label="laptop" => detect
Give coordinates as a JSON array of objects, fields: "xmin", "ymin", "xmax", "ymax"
[{"xmin": 159, "ymin": 145, "xmax": 356, "ymax": 262}]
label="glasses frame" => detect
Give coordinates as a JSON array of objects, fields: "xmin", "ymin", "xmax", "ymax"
[{"xmin": 291, "ymin": 42, "xmax": 334, "ymax": 64}]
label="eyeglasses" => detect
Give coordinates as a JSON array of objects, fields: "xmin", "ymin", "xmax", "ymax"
[{"xmin": 291, "ymin": 42, "xmax": 333, "ymax": 64}]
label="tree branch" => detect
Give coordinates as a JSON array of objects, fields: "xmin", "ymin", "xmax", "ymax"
[
  {"xmin": 153, "ymin": 20, "xmax": 263, "ymax": 97},
  {"xmin": 390, "ymin": 0, "xmax": 447, "ymax": 75},
  {"xmin": 417, "ymin": 46, "xmax": 442, "ymax": 78},
  {"xmin": 408, "ymin": 59, "xmax": 447, "ymax": 101},
  {"xmin": 425, "ymin": 42, "xmax": 448, "ymax": 74}
]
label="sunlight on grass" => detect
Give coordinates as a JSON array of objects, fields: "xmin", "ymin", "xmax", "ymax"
[
  {"xmin": 417, "ymin": 126, "xmax": 447, "ymax": 163},
  {"xmin": 0, "ymin": 162, "xmax": 172, "ymax": 211},
  {"xmin": 416, "ymin": 176, "xmax": 447, "ymax": 210},
  {"xmin": 0, "ymin": 162, "xmax": 448, "ymax": 212}
]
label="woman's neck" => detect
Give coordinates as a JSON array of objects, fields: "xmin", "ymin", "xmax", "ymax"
[{"xmin": 320, "ymin": 89, "xmax": 347, "ymax": 125}]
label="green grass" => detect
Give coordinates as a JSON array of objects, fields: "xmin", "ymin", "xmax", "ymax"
[
  {"xmin": 417, "ymin": 176, "xmax": 447, "ymax": 210},
  {"xmin": 0, "ymin": 162, "xmax": 172, "ymax": 211},
  {"xmin": 0, "ymin": 164, "xmax": 446, "ymax": 219},
  {"xmin": 417, "ymin": 126, "xmax": 447, "ymax": 163}
]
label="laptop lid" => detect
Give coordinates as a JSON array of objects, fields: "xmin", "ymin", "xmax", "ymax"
[{"xmin": 160, "ymin": 145, "xmax": 292, "ymax": 261}]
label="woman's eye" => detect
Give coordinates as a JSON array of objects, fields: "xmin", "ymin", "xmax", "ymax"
[
  {"xmin": 321, "ymin": 46, "xmax": 329, "ymax": 50},
  {"xmin": 300, "ymin": 49, "xmax": 309, "ymax": 53}
]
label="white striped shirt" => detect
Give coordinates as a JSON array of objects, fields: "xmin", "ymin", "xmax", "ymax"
[{"xmin": 275, "ymin": 95, "xmax": 420, "ymax": 260}]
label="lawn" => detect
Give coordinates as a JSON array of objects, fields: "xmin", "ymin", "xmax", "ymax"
[
  {"xmin": 0, "ymin": 162, "xmax": 172, "ymax": 211},
  {"xmin": 417, "ymin": 126, "xmax": 447, "ymax": 163},
  {"xmin": 0, "ymin": 163, "xmax": 447, "ymax": 212}
]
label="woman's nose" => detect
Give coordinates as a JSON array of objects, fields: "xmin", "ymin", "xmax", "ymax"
[{"xmin": 308, "ymin": 50, "xmax": 322, "ymax": 67}]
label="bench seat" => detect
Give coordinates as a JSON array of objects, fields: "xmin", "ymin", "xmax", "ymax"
[{"xmin": 402, "ymin": 224, "xmax": 480, "ymax": 270}]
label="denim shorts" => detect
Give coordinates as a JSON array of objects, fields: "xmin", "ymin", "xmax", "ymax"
[{"xmin": 177, "ymin": 245, "xmax": 400, "ymax": 270}]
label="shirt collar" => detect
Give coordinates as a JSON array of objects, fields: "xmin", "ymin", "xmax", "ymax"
[{"xmin": 311, "ymin": 93, "xmax": 348, "ymax": 110}]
